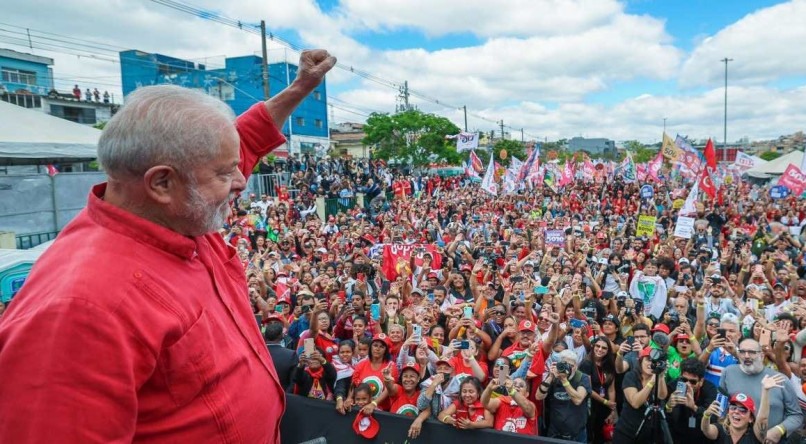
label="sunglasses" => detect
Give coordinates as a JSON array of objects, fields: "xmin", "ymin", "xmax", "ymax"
[
  {"xmin": 679, "ymin": 376, "xmax": 699, "ymax": 384},
  {"xmin": 707, "ymin": 322, "xmax": 720, "ymax": 327},
  {"xmin": 729, "ymin": 404, "xmax": 749, "ymax": 414}
]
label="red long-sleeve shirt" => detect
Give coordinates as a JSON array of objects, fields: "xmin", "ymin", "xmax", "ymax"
[{"xmin": 0, "ymin": 102, "xmax": 286, "ymax": 443}]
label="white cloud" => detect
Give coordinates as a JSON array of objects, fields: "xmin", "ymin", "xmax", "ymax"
[{"xmin": 680, "ymin": 0, "xmax": 806, "ymax": 88}]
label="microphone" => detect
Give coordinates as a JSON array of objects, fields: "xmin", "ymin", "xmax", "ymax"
[{"xmin": 652, "ymin": 331, "xmax": 670, "ymax": 348}]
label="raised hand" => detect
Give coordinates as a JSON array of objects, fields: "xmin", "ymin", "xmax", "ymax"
[{"xmin": 295, "ymin": 49, "xmax": 337, "ymax": 89}]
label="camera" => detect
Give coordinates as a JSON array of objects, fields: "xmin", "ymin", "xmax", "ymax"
[
  {"xmin": 556, "ymin": 361, "xmax": 572, "ymax": 375},
  {"xmin": 649, "ymin": 348, "xmax": 667, "ymax": 374}
]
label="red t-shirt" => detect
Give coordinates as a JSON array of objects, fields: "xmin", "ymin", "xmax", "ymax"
[
  {"xmin": 352, "ymin": 360, "xmax": 398, "ymax": 409},
  {"xmin": 453, "ymin": 400, "xmax": 487, "ymax": 423},
  {"xmin": 388, "ymin": 385, "xmax": 420, "ymax": 417},
  {"xmin": 493, "ymin": 396, "xmax": 537, "ymax": 435},
  {"xmin": 0, "ymin": 102, "xmax": 287, "ymax": 443},
  {"xmin": 449, "ymin": 356, "xmax": 488, "ymax": 383}
]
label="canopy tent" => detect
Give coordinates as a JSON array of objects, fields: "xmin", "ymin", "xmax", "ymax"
[
  {"xmin": 0, "ymin": 100, "xmax": 100, "ymax": 166},
  {"xmin": 746, "ymin": 150, "xmax": 803, "ymax": 176}
]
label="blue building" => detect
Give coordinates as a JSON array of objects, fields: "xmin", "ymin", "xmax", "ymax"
[
  {"xmin": 1, "ymin": 48, "xmax": 116, "ymax": 125},
  {"xmin": 568, "ymin": 137, "xmax": 616, "ymax": 156},
  {"xmin": 119, "ymin": 50, "xmax": 329, "ymax": 158}
]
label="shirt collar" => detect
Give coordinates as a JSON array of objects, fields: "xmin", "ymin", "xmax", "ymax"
[{"xmin": 87, "ymin": 183, "xmax": 197, "ymax": 260}]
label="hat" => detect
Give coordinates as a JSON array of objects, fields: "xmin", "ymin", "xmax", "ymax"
[
  {"xmin": 372, "ymin": 333, "xmax": 391, "ymax": 349},
  {"xmin": 710, "ymin": 273, "xmax": 722, "ymax": 281},
  {"xmin": 638, "ymin": 347, "xmax": 653, "ymax": 359},
  {"xmin": 460, "ymin": 263, "xmax": 473, "ymax": 272},
  {"xmin": 678, "ymin": 257, "xmax": 690, "ymax": 265},
  {"xmin": 352, "ymin": 411, "xmax": 380, "ymax": 439},
  {"xmin": 316, "ymin": 247, "xmax": 328, "ymax": 254},
  {"xmin": 401, "ymin": 362, "xmax": 421, "ymax": 375},
  {"xmin": 297, "ymin": 289, "xmax": 315, "ymax": 297},
  {"xmin": 427, "ymin": 272, "xmax": 439, "ymax": 280},
  {"xmin": 265, "ymin": 313, "xmax": 285, "ymax": 323},
  {"xmin": 602, "ymin": 314, "xmax": 620, "ymax": 327},
  {"xmin": 773, "ymin": 281, "xmax": 788, "ymax": 290},
  {"xmin": 435, "ymin": 357, "xmax": 454, "ymax": 368},
  {"xmin": 518, "ymin": 320, "xmax": 536, "ymax": 333},
  {"xmin": 411, "ymin": 288, "xmax": 423, "ymax": 296},
  {"xmin": 673, "ymin": 333, "xmax": 690, "ymax": 343},
  {"xmin": 616, "ymin": 291, "xmax": 629, "ymax": 299},
  {"xmin": 652, "ymin": 324, "xmax": 670, "ymax": 335},
  {"xmin": 523, "ymin": 261, "xmax": 535, "ymax": 267},
  {"xmin": 596, "ymin": 231, "xmax": 606, "ymax": 239},
  {"xmin": 730, "ymin": 393, "xmax": 756, "ymax": 416}
]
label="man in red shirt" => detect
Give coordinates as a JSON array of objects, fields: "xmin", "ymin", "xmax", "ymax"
[{"xmin": 0, "ymin": 50, "xmax": 336, "ymax": 443}]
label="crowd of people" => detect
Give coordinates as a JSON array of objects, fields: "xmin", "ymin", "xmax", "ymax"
[{"xmin": 227, "ymin": 154, "xmax": 806, "ymax": 444}]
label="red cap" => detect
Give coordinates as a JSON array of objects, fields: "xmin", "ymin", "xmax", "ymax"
[
  {"xmin": 673, "ymin": 333, "xmax": 690, "ymax": 343},
  {"xmin": 352, "ymin": 411, "xmax": 380, "ymax": 439},
  {"xmin": 401, "ymin": 362, "xmax": 421, "ymax": 375},
  {"xmin": 518, "ymin": 319, "xmax": 536, "ymax": 333},
  {"xmin": 435, "ymin": 357, "xmax": 454, "ymax": 368},
  {"xmin": 460, "ymin": 263, "xmax": 473, "ymax": 272},
  {"xmin": 652, "ymin": 324, "xmax": 670, "ymax": 335},
  {"xmin": 639, "ymin": 347, "xmax": 653, "ymax": 359},
  {"xmin": 264, "ymin": 313, "xmax": 285, "ymax": 323},
  {"xmin": 730, "ymin": 393, "xmax": 756, "ymax": 416},
  {"xmin": 427, "ymin": 272, "xmax": 439, "ymax": 280},
  {"xmin": 372, "ymin": 333, "xmax": 391, "ymax": 349}
]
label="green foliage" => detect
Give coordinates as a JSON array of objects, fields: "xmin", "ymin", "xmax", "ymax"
[
  {"xmin": 759, "ymin": 151, "xmax": 782, "ymax": 161},
  {"xmin": 622, "ymin": 140, "xmax": 657, "ymax": 163},
  {"xmin": 93, "ymin": 121, "xmax": 107, "ymax": 130},
  {"xmin": 363, "ymin": 110, "xmax": 462, "ymax": 167}
]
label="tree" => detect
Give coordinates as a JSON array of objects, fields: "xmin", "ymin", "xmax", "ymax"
[
  {"xmin": 362, "ymin": 110, "xmax": 462, "ymax": 167},
  {"xmin": 759, "ymin": 151, "xmax": 782, "ymax": 161},
  {"xmin": 474, "ymin": 139, "xmax": 527, "ymax": 164},
  {"xmin": 622, "ymin": 140, "xmax": 656, "ymax": 163}
]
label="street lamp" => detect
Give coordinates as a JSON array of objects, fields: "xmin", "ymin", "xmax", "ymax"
[
  {"xmin": 721, "ymin": 57, "xmax": 733, "ymax": 162},
  {"xmin": 663, "ymin": 117, "xmax": 667, "ymax": 135}
]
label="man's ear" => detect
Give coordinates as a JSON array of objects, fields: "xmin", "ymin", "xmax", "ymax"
[{"xmin": 143, "ymin": 165, "xmax": 182, "ymax": 204}]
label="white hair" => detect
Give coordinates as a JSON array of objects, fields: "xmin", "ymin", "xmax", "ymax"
[
  {"xmin": 558, "ymin": 349, "xmax": 578, "ymax": 365},
  {"xmin": 720, "ymin": 313, "xmax": 739, "ymax": 327},
  {"xmin": 97, "ymin": 85, "xmax": 236, "ymax": 180}
]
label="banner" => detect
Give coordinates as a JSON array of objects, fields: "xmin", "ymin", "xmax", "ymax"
[
  {"xmin": 381, "ymin": 244, "xmax": 443, "ymax": 281},
  {"xmin": 679, "ymin": 182, "xmax": 699, "ymax": 216},
  {"xmin": 734, "ymin": 151, "xmax": 756, "ymax": 170},
  {"xmin": 446, "ymin": 132, "xmax": 479, "ymax": 151},
  {"xmin": 481, "ymin": 155, "xmax": 498, "ymax": 195},
  {"xmin": 778, "ymin": 164, "xmax": 806, "ymax": 196},
  {"xmin": 544, "ymin": 229, "xmax": 566, "ymax": 247},
  {"xmin": 620, "ymin": 152, "xmax": 637, "ymax": 183},
  {"xmin": 674, "ymin": 216, "xmax": 695, "ymax": 239},
  {"xmin": 661, "ymin": 133, "xmax": 681, "ymax": 161},
  {"xmin": 636, "ymin": 215, "xmax": 657, "ymax": 237},
  {"xmin": 280, "ymin": 395, "xmax": 563, "ymax": 444}
]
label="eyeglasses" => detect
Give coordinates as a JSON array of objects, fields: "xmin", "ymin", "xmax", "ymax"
[
  {"xmin": 737, "ymin": 349, "xmax": 761, "ymax": 356},
  {"xmin": 707, "ymin": 322, "xmax": 720, "ymax": 327},
  {"xmin": 728, "ymin": 404, "xmax": 749, "ymax": 414},
  {"xmin": 679, "ymin": 376, "xmax": 699, "ymax": 384}
]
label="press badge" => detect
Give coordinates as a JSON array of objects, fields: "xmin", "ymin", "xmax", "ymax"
[{"xmin": 688, "ymin": 416, "xmax": 696, "ymax": 428}]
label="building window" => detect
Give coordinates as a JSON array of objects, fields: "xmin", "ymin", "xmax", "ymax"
[
  {"xmin": 0, "ymin": 93, "xmax": 41, "ymax": 108},
  {"xmin": 313, "ymin": 90, "xmax": 321, "ymax": 100},
  {"xmin": 295, "ymin": 117, "xmax": 305, "ymax": 126},
  {"xmin": 315, "ymin": 119, "xmax": 323, "ymax": 128},
  {"xmin": 1, "ymin": 68, "xmax": 37, "ymax": 85}
]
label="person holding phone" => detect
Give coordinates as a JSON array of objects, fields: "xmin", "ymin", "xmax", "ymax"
[
  {"xmin": 700, "ymin": 314, "xmax": 740, "ymax": 387},
  {"xmin": 291, "ymin": 349, "xmax": 336, "ymax": 400},
  {"xmin": 665, "ymin": 359, "xmax": 717, "ymax": 443},
  {"xmin": 481, "ymin": 376, "xmax": 537, "ymax": 435}
]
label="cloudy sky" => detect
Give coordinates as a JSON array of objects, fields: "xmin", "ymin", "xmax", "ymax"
[{"xmin": 3, "ymin": 0, "xmax": 805, "ymax": 144}]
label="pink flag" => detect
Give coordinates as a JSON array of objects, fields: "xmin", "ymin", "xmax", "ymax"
[
  {"xmin": 46, "ymin": 164, "xmax": 59, "ymax": 176},
  {"xmin": 647, "ymin": 150, "xmax": 663, "ymax": 182}
]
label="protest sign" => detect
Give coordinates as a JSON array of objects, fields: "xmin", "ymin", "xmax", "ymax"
[
  {"xmin": 778, "ymin": 164, "xmax": 806, "ymax": 196},
  {"xmin": 544, "ymin": 229, "xmax": 566, "ymax": 247},
  {"xmin": 382, "ymin": 244, "xmax": 442, "ymax": 281},
  {"xmin": 673, "ymin": 216, "xmax": 695, "ymax": 239},
  {"xmin": 636, "ymin": 215, "xmax": 657, "ymax": 237}
]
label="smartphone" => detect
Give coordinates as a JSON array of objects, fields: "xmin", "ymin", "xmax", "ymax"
[
  {"xmin": 275, "ymin": 304, "xmax": 284, "ymax": 313},
  {"xmin": 569, "ymin": 318, "xmax": 587, "ymax": 329},
  {"xmin": 518, "ymin": 291, "xmax": 525, "ymax": 302},
  {"xmin": 498, "ymin": 364, "xmax": 510, "ymax": 386},
  {"xmin": 626, "ymin": 336, "xmax": 635, "ymax": 347},
  {"xmin": 535, "ymin": 286, "xmax": 549, "ymax": 295},
  {"xmin": 716, "ymin": 393, "xmax": 729, "ymax": 417},
  {"xmin": 463, "ymin": 306, "xmax": 473, "ymax": 319},
  {"xmin": 412, "ymin": 324, "xmax": 422, "ymax": 342},
  {"xmin": 370, "ymin": 303, "xmax": 381, "ymax": 321},
  {"xmin": 675, "ymin": 381, "xmax": 686, "ymax": 397},
  {"xmin": 747, "ymin": 299, "xmax": 759, "ymax": 311},
  {"xmin": 511, "ymin": 276, "xmax": 524, "ymax": 283},
  {"xmin": 759, "ymin": 328, "xmax": 772, "ymax": 347},
  {"xmin": 427, "ymin": 292, "xmax": 435, "ymax": 303},
  {"xmin": 255, "ymin": 314, "xmax": 263, "ymax": 327},
  {"xmin": 793, "ymin": 296, "xmax": 801, "ymax": 304},
  {"xmin": 303, "ymin": 338, "xmax": 315, "ymax": 357},
  {"xmin": 357, "ymin": 272, "xmax": 366, "ymax": 283},
  {"xmin": 716, "ymin": 328, "xmax": 727, "ymax": 339},
  {"xmin": 457, "ymin": 340, "xmax": 471, "ymax": 350}
]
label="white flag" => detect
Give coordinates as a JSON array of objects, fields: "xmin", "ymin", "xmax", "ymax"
[
  {"xmin": 449, "ymin": 132, "xmax": 479, "ymax": 152},
  {"xmin": 481, "ymin": 155, "xmax": 498, "ymax": 195},
  {"xmin": 734, "ymin": 151, "xmax": 756, "ymax": 170},
  {"xmin": 680, "ymin": 182, "xmax": 699, "ymax": 216}
]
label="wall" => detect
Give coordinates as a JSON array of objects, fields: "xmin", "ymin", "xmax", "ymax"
[
  {"xmin": 0, "ymin": 54, "xmax": 52, "ymax": 96},
  {"xmin": 0, "ymin": 172, "xmax": 104, "ymax": 235}
]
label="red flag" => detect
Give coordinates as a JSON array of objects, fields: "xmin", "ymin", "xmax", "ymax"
[
  {"xmin": 275, "ymin": 281, "xmax": 291, "ymax": 304},
  {"xmin": 46, "ymin": 164, "xmax": 59, "ymax": 176},
  {"xmin": 469, "ymin": 150, "xmax": 483, "ymax": 173},
  {"xmin": 703, "ymin": 139, "xmax": 717, "ymax": 170},
  {"xmin": 699, "ymin": 167, "xmax": 717, "ymax": 199}
]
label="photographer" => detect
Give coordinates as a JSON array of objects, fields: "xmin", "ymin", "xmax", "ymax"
[
  {"xmin": 536, "ymin": 350, "xmax": 591, "ymax": 442},
  {"xmin": 612, "ymin": 347, "xmax": 669, "ymax": 444}
]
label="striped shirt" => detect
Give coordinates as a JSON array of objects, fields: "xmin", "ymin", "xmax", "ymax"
[{"xmin": 704, "ymin": 347, "xmax": 738, "ymax": 387}]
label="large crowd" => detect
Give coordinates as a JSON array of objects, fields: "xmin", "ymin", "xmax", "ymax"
[{"xmin": 225, "ymin": 154, "xmax": 806, "ymax": 443}]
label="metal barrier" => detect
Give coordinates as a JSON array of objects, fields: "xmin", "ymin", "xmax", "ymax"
[
  {"xmin": 248, "ymin": 173, "xmax": 292, "ymax": 197},
  {"xmin": 16, "ymin": 231, "xmax": 59, "ymax": 250},
  {"xmin": 324, "ymin": 197, "xmax": 356, "ymax": 218}
]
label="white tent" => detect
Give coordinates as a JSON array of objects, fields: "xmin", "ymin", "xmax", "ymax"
[
  {"xmin": 746, "ymin": 150, "xmax": 803, "ymax": 177},
  {"xmin": 0, "ymin": 100, "xmax": 100, "ymax": 166}
]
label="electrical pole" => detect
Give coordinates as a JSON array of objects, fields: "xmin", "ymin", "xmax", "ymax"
[
  {"xmin": 521, "ymin": 128, "xmax": 524, "ymax": 143},
  {"xmin": 721, "ymin": 57, "xmax": 733, "ymax": 162},
  {"xmin": 663, "ymin": 117, "xmax": 667, "ymax": 135},
  {"xmin": 463, "ymin": 105, "xmax": 467, "ymax": 132},
  {"xmin": 260, "ymin": 20, "xmax": 270, "ymax": 100},
  {"xmin": 499, "ymin": 120, "xmax": 505, "ymax": 140},
  {"xmin": 400, "ymin": 81, "xmax": 410, "ymax": 111}
]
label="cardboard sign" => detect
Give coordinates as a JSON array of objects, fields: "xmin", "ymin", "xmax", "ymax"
[
  {"xmin": 381, "ymin": 244, "xmax": 442, "ymax": 281},
  {"xmin": 672, "ymin": 198, "xmax": 684, "ymax": 209},
  {"xmin": 770, "ymin": 185, "xmax": 790, "ymax": 200},
  {"xmin": 640, "ymin": 184, "xmax": 654, "ymax": 199},
  {"xmin": 674, "ymin": 216, "xmax": 695, "ymax": 239},
  {"xmin": 636, "ymin": 215, "xmax": 657, "ymax": 237},
  {"xmin": 544, "ymin": 229, "xmax": 566, "ymax": 247},
  {"xmin": 778, "ymin": 164, "xmax": 806, "ymax": 196}
]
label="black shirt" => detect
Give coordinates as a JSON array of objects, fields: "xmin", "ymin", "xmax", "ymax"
[
  {"xmin": 665, "ymin": 378, "xmax": 718, "ymax": 444},
  {"xmin": 714, "ymin": 423, "xmax": 761, "ymax": 444},
  {"xmin": 615, "ymin": 370, "xmax": 658, "ymax": 436},
  {"xmin": 545, "ymin": 372, "xmax": 591, "ymax": 437}
]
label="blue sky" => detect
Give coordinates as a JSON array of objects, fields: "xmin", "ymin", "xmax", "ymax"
[{"xmin": 4, "ymin": 0, "xmax": 805, "ymax": 143}]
